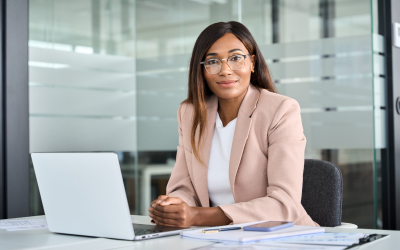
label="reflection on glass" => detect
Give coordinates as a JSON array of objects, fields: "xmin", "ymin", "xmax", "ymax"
[{"xmin": 29, "ymin": 0, "xmax": 384, "ymax": 229}]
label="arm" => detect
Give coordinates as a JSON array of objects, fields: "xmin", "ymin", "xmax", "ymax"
[
  {"xmin": 164, "ymin": 103, "xmax": 200, "ymax": 207},
  {"xmin": 218, "ymin": 98, "xmax": 308, "ymax": 224}
]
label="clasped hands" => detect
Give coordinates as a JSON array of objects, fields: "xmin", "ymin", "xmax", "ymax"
[{"xmin": 148, "ymin": 195, "xmax": 198, "ymax": 228}]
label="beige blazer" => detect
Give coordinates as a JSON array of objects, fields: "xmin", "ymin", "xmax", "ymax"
[{"xmin": 166, "ymin": 83, "xmax": 318, "ymax": 227}]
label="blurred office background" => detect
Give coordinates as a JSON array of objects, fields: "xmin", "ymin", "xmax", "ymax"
[{"xmin": 29, "ymin": 0, "xmax": 386, "ymax": 229}]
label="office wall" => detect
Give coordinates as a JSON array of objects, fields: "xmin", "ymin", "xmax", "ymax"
[{"xmin": 29, "ymin": 0, "xmax": 384, "ymax": 228}]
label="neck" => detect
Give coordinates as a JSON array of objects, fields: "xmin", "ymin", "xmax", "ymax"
[{"xmin": 217, "ymin": 88, "xmax": 248, "ymax": 127}]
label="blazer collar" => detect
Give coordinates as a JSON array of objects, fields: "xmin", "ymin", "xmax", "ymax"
[
  {"xmin": 228, "ymin": 84, "xmax": 260, "ymax": 198},
  {"xmin": 238, "ymin": 83, "xmax": 261, "ymax": 117},
  {"xmin": 192, "ymin": 84, "xmax": 260, "ymax": 207}
]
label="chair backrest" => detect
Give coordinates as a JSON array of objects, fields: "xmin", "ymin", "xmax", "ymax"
[{"xmin": 301, "ymin": 159, "xmax": 343, "ymax": 227}]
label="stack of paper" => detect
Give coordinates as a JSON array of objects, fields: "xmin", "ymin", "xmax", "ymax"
[
  {"xmin": 257, "ymin": 232, "xmax": 365, "ymax": 246},
  {"xmin": 189, "ymin": 232, "xmax": 368, "ymax": 250},
  {"xmin": 0, "ymin": 219, "xmax": 48, "ymax": 231},
  {"xmin": 195, "ymin": 242, "xmax": 348, "ymax": 250},
  {"xmin": 182, "ymin": 224, "xmax": 325, "ymax": 243}
]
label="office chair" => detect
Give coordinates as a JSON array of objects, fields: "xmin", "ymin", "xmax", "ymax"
[{"xmin": 301, "ymin": 159, "xmax": 344, "ymax": 227}]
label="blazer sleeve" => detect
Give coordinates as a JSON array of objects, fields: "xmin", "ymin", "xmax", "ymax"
[
  {"xmin": 218, "ymin": 98, "xmax": 310, "ymax": 225},
  {"xmin": 166, "ymin": 104, "xmax": 201, "ymax": 207}
]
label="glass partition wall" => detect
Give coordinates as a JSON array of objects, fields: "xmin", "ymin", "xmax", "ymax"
[{"xmin": 29, "ymin": 0, "xmax": 385, "ymax": 229}]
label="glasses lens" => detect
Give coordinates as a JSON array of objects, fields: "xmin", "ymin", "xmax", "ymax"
[
  {"xmin": 204, "ymin": 59, "xmax": 221, "ymax": 74},
  {"xmin": 228, "ymin": 55, "xmax": 245, "ymax": 70}
]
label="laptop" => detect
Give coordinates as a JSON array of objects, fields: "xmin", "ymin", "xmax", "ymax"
[{"xmin": 31, "ymin": 152, "xmax": 186, "ymax": 240}]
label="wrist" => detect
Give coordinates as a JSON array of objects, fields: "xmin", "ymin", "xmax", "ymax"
[
  {"xmin": 190, "ymin": 207, "xmax": 231, "ymax": 226},
  {"xmin": 191, "ymin": 206, "xmax": 201, "ymax": 226}
]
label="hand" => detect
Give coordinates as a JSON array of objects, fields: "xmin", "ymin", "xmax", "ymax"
[
  {"xmin": 148, "ymin": 196, "xmax": 198, "ymax": 227},
  {"xmin": 148, "ymin": 195, "xmax": 176, "ymax": 224},
  {"xmin": 149, "ymin": 195, "xmax": 170, "ymax": 224}
]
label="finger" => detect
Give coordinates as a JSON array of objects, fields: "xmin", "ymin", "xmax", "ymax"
[
  {"xmin": 150, "ymin": 198, "xmax": 160, "ymax": 208},
  {"xmin": 152, "ymin": 197, "xmax": 169, "ymax": 206},
  {"xmin": 159, "ymin": 197, "xmax": 184, "ymax": 206},
  {"xmin": 155, "ymin": 195, "xmax": 170, "ymax": 204},
  {"xmin": 153, "ymin": 203, "xmax": 183, "ymax": 213},
  {"xmin": 152, "ymin": 214, "xmax": 179, "ymax": 226},
  {"xmin": 149, "ymin": 212, "xmax": 180, "ymax": 221},
  {"xmin": 151, "ymin": 208, "xmax": 181, "ymax": 220},
  {"xmin": 155, "ymin": 221, "xmax": 179, "ymax": 227},
  {"xmin": 150, "ymin": 196, "xmax": 170, "ymax": 208},
  {"xmin": 148, "ymin": 206, "xmax": 158, "ymax": 214},
  {"xmin": 148, "ymin": 207, "xmax": 156, "ymax": 214}
]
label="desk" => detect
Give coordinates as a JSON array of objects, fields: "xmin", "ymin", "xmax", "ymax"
[{"xmin": 1, "ymin": 215, "xmax": 399, "ymax": 250}]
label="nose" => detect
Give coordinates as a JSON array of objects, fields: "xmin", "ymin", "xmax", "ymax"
[{"xmin": 219, "ymin": 59, "xmax": 232, "ymax": 76}]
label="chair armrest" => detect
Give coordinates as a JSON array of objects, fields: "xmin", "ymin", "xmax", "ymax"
[{"xmin": 334, "ymin": 222, "xmax": 358, "ymax": 229}]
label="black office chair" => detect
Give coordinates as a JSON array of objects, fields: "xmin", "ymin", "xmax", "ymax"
[{"xmin": 301, "ymin": 159, "xmax": 342, "ymax": 227}]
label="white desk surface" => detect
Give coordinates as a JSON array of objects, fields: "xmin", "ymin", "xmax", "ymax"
[{"xmin": 1, "ymin": 215, "xmax": 399, "ymax": 250}]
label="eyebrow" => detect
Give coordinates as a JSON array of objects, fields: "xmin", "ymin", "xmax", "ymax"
[
  {"xmin": 228, "ymin": 48, "xmax": 243, "ymax": 53},
  {"xmin": 205, "ymin": 48, "xmax": 244, "ymax": 57}
]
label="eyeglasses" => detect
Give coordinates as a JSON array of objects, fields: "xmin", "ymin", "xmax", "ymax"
[{"xmin": 200, "ymin": 54, "xmax": 250, "ymax": 74}]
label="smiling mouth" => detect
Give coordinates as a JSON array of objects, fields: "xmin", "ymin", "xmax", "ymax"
[{"xmin": 217, "ymin": 80, "xmax": 237, "ymax": 87}]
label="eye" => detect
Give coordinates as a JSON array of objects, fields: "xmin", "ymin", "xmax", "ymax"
[
  {"xmin": 230, "ymin": 55, "xmax": 242, "ymax": 61},
  {"xmin": 205, "ymin": 59, "xmax": 219, "ymax": 65}
]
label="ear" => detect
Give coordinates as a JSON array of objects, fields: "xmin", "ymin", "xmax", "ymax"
[{"xmin": 251, "ymin": 55, "xmax": 257, "ymax": 73}]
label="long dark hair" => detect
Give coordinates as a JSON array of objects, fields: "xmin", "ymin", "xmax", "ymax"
[{"xmin": 185, "ymin": 21, "xmax": 277, "ymax": 163}]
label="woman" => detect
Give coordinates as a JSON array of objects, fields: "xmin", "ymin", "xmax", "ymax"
[{"xmin": 148, "ymin": 21, "xmax": 318, "ymax": 227}]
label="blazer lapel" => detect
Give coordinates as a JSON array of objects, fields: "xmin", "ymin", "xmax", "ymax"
[
  {"xmin": 192, "ymin": 95, "xmax": 218, "ymax": 207},
  {"xmin": 229, "ymin": 84, "xmax": 260, "ymax": 199}
]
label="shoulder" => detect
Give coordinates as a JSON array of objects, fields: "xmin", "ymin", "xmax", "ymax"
[
  {"xmin": 256, "ymin": 88, "xmax": 301, "ymax": 116},
  {"xmin": 177, "ymin": 101, "xmax": 194, "ymax": 123},
  {"xmin": 251, "ymin": 88, "xmax": 303, "ymax": 134},
  {"xmin": 178, "ymin": 94, "xmax": 217, "ymax": 121},
  {"xmin": 177, "ymin": 102, "xmax": 188, "ymax": 117}
]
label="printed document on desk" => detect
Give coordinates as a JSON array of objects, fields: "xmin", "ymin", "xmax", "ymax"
[
  {"xmin": 182, "ymin": 225, "xmax": 324, "ymax": 243},
  {"xmin": 0, "ymin": 219, "xmax": 48, "ymax": 231},
  {"xmin": 195, "ymin": 242, "xmax": 347, "ymax": 250},
  {"xmin": 257, "ymin": 233, "xmax": 365, "ymax": 246}
]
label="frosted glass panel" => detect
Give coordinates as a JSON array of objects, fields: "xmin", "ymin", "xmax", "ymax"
[
  {"xmin": 264, "ymin": 35, "xmax": 386, "ymax": 151},
  {"xmin": 301, "ymin": 111, "xmax": 373, "ymax": 149},
  {"xmin": 30, "ymin": 117, "xmax": 137, "ymax": 152},
  {"xmin": 29, "ymin": 46, "xmax": 136, "ymax": 152},
  {"xmin": 30, "ymin": 66, "xmax": 135, "ymax": 91},
  {"xmin": 30, "ymin": 88, "xmax": 136, "ymax": 116},
  {"xmin": 278, "ymin": 78, "xmax": 372, "ymax": 107},
  {"xmin": 29, "ymin": 47, "xmax": 136, "ymax": 74}
]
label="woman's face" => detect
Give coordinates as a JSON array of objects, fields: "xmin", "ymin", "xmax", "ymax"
[{"xmin": 203, "ymin": 33, "xmax": 255, "ymax": 100}]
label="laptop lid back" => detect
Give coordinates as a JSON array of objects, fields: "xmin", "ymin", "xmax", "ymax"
[{"xmin": 31, "ymin": 152, "xmax": 135, "ymax": 240}]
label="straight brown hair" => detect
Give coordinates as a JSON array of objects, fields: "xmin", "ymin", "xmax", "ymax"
[{"xmin": 184, "ymin": 21, "xmax": 277, "ymax": 163}]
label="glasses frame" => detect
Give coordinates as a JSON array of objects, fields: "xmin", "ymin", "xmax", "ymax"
[{"xmin": 200, "ymin": 54, "xmax": 251, "ymax": 74}]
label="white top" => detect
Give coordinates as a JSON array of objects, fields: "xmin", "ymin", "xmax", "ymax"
[{"xmin": 207, "ymin": 112, "xmax": 236, "ymax": 207}]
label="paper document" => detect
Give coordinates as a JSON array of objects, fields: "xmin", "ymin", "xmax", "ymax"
[
  {"xmin": 182, "ymin": 225, "xmax": 325, "ymax": 243},
  {"xmin": 257, "ymin": 233, "xmax": 365, "ymax": 246},
  {"xmin": 194, "ymin": 242, "xmax": 346, "ymax": 250},
  {"xmin": 0, "ymin": 219, "xmax": 48, "ymax": 231}
]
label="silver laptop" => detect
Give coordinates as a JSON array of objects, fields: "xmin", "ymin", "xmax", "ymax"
[{"xmin": 31, "ymin": 152, "xmax": 186, "ymax": 240}]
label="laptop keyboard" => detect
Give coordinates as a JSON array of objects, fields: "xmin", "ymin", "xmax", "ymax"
[
  {"xmin": 134, "ymin": 228, "xmax": 163, "ymax": 236},
  {"xmin": 132, "ymin": 223, "xmax": 187, "ymax": 237}
]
